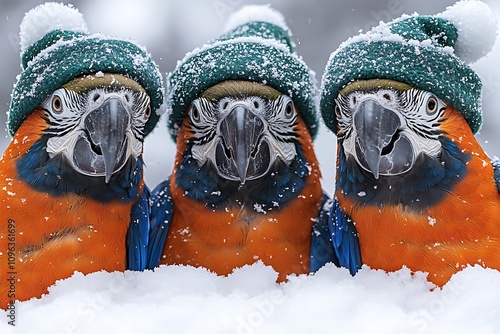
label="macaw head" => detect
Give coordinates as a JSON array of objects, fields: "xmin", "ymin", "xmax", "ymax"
[
  {"xmin": 165, "ymin": 5, "xmax": 322, "ymax": 210},
  {"xmin": 320, "ymin": 1, "xmax": 499, "ymax": 210},
  {"xmin": 174, "ymin": 80, "xmax": 313, "ymax": 209},
  {"xmin": 43, "ymin": 73, "xmax": 150, "ymax": 183},
  {"xmin": 188, "ymin": 80, "xmax": 297, "ymax": 184},
  {"xmin": 16, "ymin": 73, "xmax": 152, "ymax": 202},
  {"xmin": 335, "ymin": 79, "xmax": 446, "ymax": 179},
  {"xmin": 7, "ymin": 3, "xmax": 164, "ymax": 202},
  {"xmin": 333, "ymin": 79, "xmax": 471, "ymax": 209}
]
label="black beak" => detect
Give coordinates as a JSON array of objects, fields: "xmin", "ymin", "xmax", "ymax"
[
  {"xmin": 353, "ymin": 99, "xmax": 403, "ymax": 179},
  {"xmin": 215, "ymin": 105, "xmax": 270, "ymax": 184},
  {"xmin": 84, "ymin": 97, "xmax": 130, "ymax": 183}
]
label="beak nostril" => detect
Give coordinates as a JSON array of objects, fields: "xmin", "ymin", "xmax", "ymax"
[{"xmin": 92, "ymin": 94, "xmax": 101, "ymax": 103}]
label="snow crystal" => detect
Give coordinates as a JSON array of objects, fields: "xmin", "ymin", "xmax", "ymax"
[
  {"xmin": 437, "ymin": 0, "xmax": 497, "ymax": 63},
  {"xmin": 427, "ymin": 216, "xmax": 437, "ymax": 226},
  {"xmin": 357, "ymin": 191, "xmax": 366, "ymax": 197},
  {"xmin": 224, "ymin": 5, "xmax": 290, "ymax": 35},
  {"xmin": 253, "ymin": 203, "xmax": 267, "ymax": 214},
  {"xmin": 20, "ymin": 2, "xmax": 88, "ymax": 52},
  {"xmin": 179, "ymin": 228, "xmax": 190, "ymax": 235}
]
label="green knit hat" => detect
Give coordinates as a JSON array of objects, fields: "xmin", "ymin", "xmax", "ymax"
[
  {"xmin": 167, "ymin": 5, "xmax": 319, "ymax": 140},
  {"xmin": 8, "ymin": 2, "xmax": 164, "ymax": 137},
  {"xmin": 321, "ymin": 0, "xmax": 497, "ymax": 135}
]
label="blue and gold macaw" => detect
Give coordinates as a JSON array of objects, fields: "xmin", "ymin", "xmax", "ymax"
[
  {"xmin": 320, "ymin": 3, "xmax": 500, "ymax": 286},
  {"xmin": 0, "ymin": 3, "xmax": 163, "ymax": 308},
  {"xmin": 145, "ymin": 6, "xmax": 336, "ymax": 281}
]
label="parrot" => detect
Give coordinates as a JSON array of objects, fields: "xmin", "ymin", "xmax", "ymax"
[
  {"xmin": 0, "ymin": 73, "xmax": 153, "ymax": 308},
  {"xmin": 148, "ymin": 80, "xmax": 336, "ymax": 281},
  {"xmin": 328, "ymin": 78, "xmax": 500, "ymax": 286}
]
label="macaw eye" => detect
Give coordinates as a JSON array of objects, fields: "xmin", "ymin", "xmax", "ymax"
[
  {"xmin": 190, "ymin": 104, "xmax": 201, "ymax": 123},
  {"xmin": 426, "ymin": 96, "xmax": 438, "ymax": 115},
  {"xmin": 285, "ymin": 101, "xmax": 294, "ymax": 118},
  {"xmin": 145, "ymin": 105, "xmax": 152, "ymax": 118},
  {"xmin": 52, "ymin": 95, "xmax": 63, "ymax": 113}
]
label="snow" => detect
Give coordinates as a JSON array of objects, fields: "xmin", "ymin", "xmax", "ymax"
[
  {"xmin": 1, "ymin": 263, "xmax": 500, "ymax": 333},
  {"xmin": 224, "ymin": 5, "xmax": 290, "ymax": 36},
  {"xmin": 178, "ymin": 36, "xmax": 293, "ymax": 67},
  {"xmin": 438, "ymin": 0, "xmax": 498, "ymax": 63},
  {"xmin": 327, "ymin": 13, "xmax": 414, "ymax": 64},
  {"xmin": 19, "ymin": 2, "xmax": 88, "ymax": 52}
]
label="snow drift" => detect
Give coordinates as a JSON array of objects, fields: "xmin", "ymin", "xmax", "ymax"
[{"xmin": 1, "ymin": 263, "xmax": 500, "ymax": 333}]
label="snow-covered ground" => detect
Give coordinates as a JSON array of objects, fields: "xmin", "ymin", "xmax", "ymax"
[{"xmin": 1, "ymin": 263, "xmax": 500, "ymax": 333}]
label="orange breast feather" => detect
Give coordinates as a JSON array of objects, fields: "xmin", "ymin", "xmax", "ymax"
[
  {"xmin": 160, "ymin": 114, "xmax": 323, "ymax": 282},
  {"xmin": 0, "ymin": 111, "xmax": 135, "ymax": 309}
]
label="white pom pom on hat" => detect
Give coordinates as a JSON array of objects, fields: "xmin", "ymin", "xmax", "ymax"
[
  {"xmin": 438, "ymin": 0, "xmax": 498, "ymax": 63},
  {"xmin": 224, "ymin": 4, "xmax": 290, "ymax": 34},
  {"xmin": 20, "ymin": 2, "xmax": 88, "ymax": 52}
]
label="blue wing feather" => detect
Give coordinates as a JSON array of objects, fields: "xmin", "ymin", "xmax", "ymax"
[
  {"xmin": 328, "ymin": 197, "xmax": 362, "ymax": 275},
  {"xmin": 147, "ymin": 178, "xmax": 174, "ymax": 269},
  {"xmin": 126, "ymin": 185, "xmax": 151, "ymax": 271},
  {"xmin": 310, "ymin": 193, "xmax": 338, "ymax": 273},
  {"xmin": 492, "ymin": 159, "xmax": 500, "ymax": 193}
]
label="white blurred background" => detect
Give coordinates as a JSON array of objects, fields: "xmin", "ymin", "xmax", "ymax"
[{"xmin": 1, "ymin": 0, "xmax": 499, "ymax": 194}]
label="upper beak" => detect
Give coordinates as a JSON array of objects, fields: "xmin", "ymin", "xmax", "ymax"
[
  {"xmin": 84, "ymin": 97, "xmax": 130, "ymax": 183},
  {"xmin": 353, "ymin": 99, "xmax": 402, "ymax": 179},
  {"xmin": 214, "ymin": 105, "xmax": 269, "ymax": 184}
]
